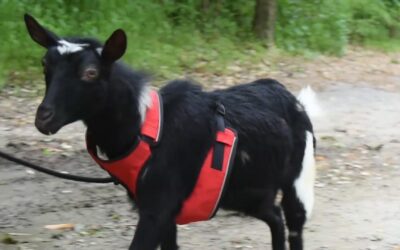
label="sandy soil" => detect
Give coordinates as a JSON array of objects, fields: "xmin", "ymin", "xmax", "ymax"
[{"xmin": 0, "ymin": 50, "xmax": 399, "ymax": 250}]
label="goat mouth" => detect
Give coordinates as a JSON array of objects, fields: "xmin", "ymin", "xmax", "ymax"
[{"xmin": 35, "ymin": 118, "xmax": 63, "ymax": 135}]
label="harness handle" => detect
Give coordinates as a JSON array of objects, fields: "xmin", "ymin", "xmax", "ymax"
[{"xmin": 0, "ymin": 149, "xmax": 114, "ymax": 183}]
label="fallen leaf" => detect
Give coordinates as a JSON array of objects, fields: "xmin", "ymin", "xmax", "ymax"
[
  {"xmin": 334, "ymin": 128, "xmax": 347, "ymax": 133},
  {"xmin": 44, "ymin": 224, "xmax": 75, "ymax": 230},
  {"xmin": 26, "ymin": 170, "xmax": 35, "ymax": 175},
  {"xmin": 320, "ymin": 136, "xmax": 337, "ymax": 142},
  {"xmin": 60, "ymin": 143, "xmax": 72, "ymax": 150},
  {"xmin": 364, "ymin": 144, "xmax": 384, "ymax": 151}
]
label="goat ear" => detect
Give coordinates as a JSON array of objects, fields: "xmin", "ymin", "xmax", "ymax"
[
  {"xmin": 101, "ymin": 29, "xmax": 127, "ymax": 63},
  {"xmin": 24, "ymin": 14, "xmax": 58, "ymax": 48}
]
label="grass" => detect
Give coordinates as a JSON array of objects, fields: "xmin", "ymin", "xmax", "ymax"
[
  {"xmin": 1, "ymin": 234, "xmax": 18, "ymax": 245},
  {"xmin": 0, "ymin": 0, "xmax": 399, "ymax": 90},
  {"xmin": 0, "ymin": 0, "xmax": 267, "ymax": 89},
  {"xmin": 363, "ymin": 40, "xmax": 400, "ymax": 52}
]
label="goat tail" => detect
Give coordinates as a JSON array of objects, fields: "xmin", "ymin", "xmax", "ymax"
[{"xmin": 297, "ymin": 86, "xmax": 321, "ymax": 119}]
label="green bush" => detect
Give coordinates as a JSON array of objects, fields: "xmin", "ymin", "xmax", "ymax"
[
  {"xmin": 276, "ymin": 0, "xmax": 400, "ymax": 54},
  {"xmin": 347, "ymin": 0, "xmax": 400, "ymax": 42},
  {"xmin": 276, "ymin": 0, "xmax": 350, "ymax": 55},
  {"xmin": 0, "ymin": 0, "xmax": 263, "ymax": 85},
  {"xmin": 0, "ymin": 0, "xmax": 399, "ymax": 88}
]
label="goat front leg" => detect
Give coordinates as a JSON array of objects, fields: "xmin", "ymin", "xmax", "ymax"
[
  {"xmin": 160, "ymin": 222, "xmax": 179, "ymax": 250},
  {"xmin": 129, "ymin": 211, "xmax": 178, "ymax": 250}
]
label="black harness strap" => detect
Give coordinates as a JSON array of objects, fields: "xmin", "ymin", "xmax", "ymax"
[{"xmin": 212, "ymin": 103, "xmax": 226, "ymax": 171}]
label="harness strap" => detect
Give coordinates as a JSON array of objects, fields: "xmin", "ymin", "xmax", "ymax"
[
  {"xmin": 86, "ymin": 90, "xmax": 162, "ymax": 195},
  {"xmin": 212, "ymin": 103, "xmax": 226, "ymax": 170},
  {"xmin": 176, "ymin": 126, "xmax": 238, "ymax": 224}
]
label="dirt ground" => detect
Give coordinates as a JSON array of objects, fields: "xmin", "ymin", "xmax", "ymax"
[{"xmin": 0, "ymin": 50, "xmax": 399, "ymax": 250}]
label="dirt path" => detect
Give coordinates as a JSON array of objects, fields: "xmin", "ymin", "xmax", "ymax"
[{"xmin": 0, "ymin": 50, "xmax": 399, "ymax": 249}]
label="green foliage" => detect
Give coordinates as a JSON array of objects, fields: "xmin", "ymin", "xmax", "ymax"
[
  {"xmin": 1, "ymin": 234, "xmax": 18, "ymax": 244},
  {"xmin": 0, "ymin": 0, "xmax": 262, "ymax": 86},
  {"xmin": 276, "ymin": 0, "xmax": 350, "ymax": 55},
  {"xmin": 347, "ymin": 0, "xmax": 400, "ymax": 42},
  {"xmin": 276, "ymin": 0, "xmax": 400, "ymax": 54},
  {"xmin": 0, "ymin": 0, "xmax": 399, "ymax": 88}
]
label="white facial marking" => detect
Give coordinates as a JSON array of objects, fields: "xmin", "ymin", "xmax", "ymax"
[
  {"xmin": 240, "ymin": 150, "xmax": 251, "ymax": 164},
  {"xmin": 294, "ymin": 131, "xmax": 316, "ymax": 219},
  {"xmin": 138, "ymin": 86, "xmax": 152, "ymax": 124},
  {"xmin": 57, "ymin": 40, "xmax": 89, "ymax": 55}
]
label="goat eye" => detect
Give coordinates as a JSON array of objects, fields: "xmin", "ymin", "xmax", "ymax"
[{"xmin": 82, "ymin": 68, "xmax": 98, "ymax": 81}]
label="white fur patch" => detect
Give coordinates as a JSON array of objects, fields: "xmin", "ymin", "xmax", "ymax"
[
  {"xmin": 138, "ymin": 86, "xmax": 151, "ymax": 124},
  {"xmin": 297, "ymin": 86, "xmax": 321, "ymax": 118},
  {"xmin": 294, "ymin": 131, "xmax": 316, "ymax": 219},
  {"xmin": 96, "ymin": 145, "xmax": 109, "ymax": 161},
  {"xmin": 57, "ymin": 40, "xmax": 89, "ymax": 55}
]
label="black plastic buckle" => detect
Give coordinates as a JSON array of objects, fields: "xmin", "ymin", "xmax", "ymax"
[
  {"xmin": 216, "ymin": 102, "xmax": 225, "ymax": 116},
  {"xmin": 212, "ymin": 102, "xmax": 226, "ymax": 171},
  {"xmin": 111, "ymin": 176, "xmax": 120, "ymax": 185}
]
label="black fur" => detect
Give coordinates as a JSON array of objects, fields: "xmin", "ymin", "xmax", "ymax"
[{"xmin": 24, "ymin": 14, "xmax": 315, "ymax": 250}]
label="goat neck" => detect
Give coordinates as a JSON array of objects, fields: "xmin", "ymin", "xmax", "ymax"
[{"xmin": 84, "ymin": 64, "xmax": 148, "ymax": 159}]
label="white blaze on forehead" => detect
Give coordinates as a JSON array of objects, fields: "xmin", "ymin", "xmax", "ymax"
[{"xmin": 57, "ymin": 40, "xmax": 90, "ymax": 55}]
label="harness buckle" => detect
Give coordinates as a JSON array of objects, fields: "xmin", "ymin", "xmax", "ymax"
[
  {"xmin": 216, "ymin": 102, "xmax": 225, "ymax": 116},
  {"xmin": 111, "ymin": 176, "xmax": 120, "ymax": 185}
]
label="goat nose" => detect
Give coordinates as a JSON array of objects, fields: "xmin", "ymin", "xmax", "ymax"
[{"xmin": 37, "ymin": 105, "xmax": 54, "ymax": 121}]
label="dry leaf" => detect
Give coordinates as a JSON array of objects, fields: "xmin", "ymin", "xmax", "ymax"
[{"xmin": 44, "ymin": 224, "xmax": 75, "ymax": 230}]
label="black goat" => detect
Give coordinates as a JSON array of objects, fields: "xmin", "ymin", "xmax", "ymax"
[{"xmin": 24, "ymin": 14, "xmax": 317, "ymax": 250}]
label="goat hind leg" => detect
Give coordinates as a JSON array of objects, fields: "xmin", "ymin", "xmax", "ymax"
[
  {"xmin": 256, "ymin": 205, "xmax": 286, "ymax": 250},
  {"xmin": 248, "ymin": 189, "xmax": 286, "ymax": 250},
  {"xmin": 282, "ymin": 187, "xmax": 307, "ymax": 250}
]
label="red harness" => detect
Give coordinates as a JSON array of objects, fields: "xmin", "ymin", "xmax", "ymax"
[{"xmin": 87, "ymin": 90, "xmax": 237, "ymax": 224}]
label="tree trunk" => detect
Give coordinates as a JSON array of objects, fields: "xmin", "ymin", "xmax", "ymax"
[{"xmin": 252, "ymin": 0, "xmax": 277, "ymax": 46}]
